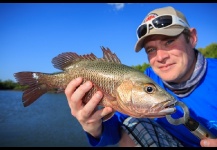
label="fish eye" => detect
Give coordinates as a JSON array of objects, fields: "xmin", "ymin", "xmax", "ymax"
[{"xmin": 144, "ymin": 83, "xmax": 156, "ymax": 94}]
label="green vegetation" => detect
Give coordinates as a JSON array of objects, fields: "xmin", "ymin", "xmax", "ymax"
[
  {"xmin": 0, "ymin": 79, "xmax": 27, "ymax": 90},
  {"xmin": 198, "ymin": 43, "xmax": 217, "ymax": 58},
  {"xmin": 132, "ymin": 63, "xmax": 150, "ymax": 73},
  {"xmin": 1, "ymin": 43, "xmax": 216, "ymax": 90}
]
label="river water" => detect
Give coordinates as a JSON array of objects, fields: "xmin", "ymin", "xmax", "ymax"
[{"xmin": 0, "ymin": 90, "xmax": 116, "ymax": 147}]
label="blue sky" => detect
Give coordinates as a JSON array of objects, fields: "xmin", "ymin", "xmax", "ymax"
[{"xmin": 1, "ymin": 3, "xmax": 217, "ymax": 82}]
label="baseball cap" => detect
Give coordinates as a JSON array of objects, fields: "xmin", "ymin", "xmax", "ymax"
[{"xmin": 135, "ymin": 6, "xmax": 190, "ymax": 52}]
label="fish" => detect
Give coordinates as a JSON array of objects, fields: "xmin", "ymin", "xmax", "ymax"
[{"xmin": 14, "ymin": 46, "xmax": 177, "ymax": 120}]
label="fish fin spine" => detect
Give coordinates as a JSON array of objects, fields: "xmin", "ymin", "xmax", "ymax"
[
  {"xmin": 51, "ymin": 47, "xmax": 121, "ymax": 71},
  {"xmin": 100, "ymin": 46, "xmax": 121, "ymax": 64},
  {"xmin": 51, "ymin": 52, "xmax": 98, "ymax": 70}
]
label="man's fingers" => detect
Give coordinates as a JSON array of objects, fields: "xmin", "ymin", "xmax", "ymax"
[
  {"xmin": 85, "ymin": 106, "xmax": 114, "ymax": 124},
  {"xmin": 81, "ymin": 91, "xmax": 103, "ymax": 119},
  {"xmin": 200, "ymin": 138, "xmax": 217, "ymax": 147},
  {"xmin": 65, "ymin": 77, "xmax": 93, "ymax": 115},
  {"xmin": 99, "ymin": 107, "xmax": 114, "ymax": 118},
  {"xmin": 65, "ymin": 77, "xmax": 83, "ymax": 101},
  {"xmin": 70, "ymin": 80, "xmax": 93, "ymax": 104}
]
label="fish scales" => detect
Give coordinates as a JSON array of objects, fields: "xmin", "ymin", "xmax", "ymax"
[
  {"xmin": 57, "ymin": 60, "xmax": 138, "ymax": 106},
  {"xmin": 14, "ymin": 46, "xmax": 177, "ymax": 119}
]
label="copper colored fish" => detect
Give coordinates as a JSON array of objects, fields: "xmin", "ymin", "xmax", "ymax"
[{"xmin": 14, "ymin": 47, "xmax": 176, "ymax": 120}]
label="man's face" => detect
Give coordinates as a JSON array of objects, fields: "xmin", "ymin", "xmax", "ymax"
[{"xmin": 143, "ymin": 29, "xmax": 197, "ymax": 83}]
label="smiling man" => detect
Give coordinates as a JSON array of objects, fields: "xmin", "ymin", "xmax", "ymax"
[{"xmin": 65, "ymin": 6, "xmax": 217, "ymax": 147}]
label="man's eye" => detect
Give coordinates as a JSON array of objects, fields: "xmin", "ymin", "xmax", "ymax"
[
  {"xmin": 146, "ymin": 48, "xmax": 156, "ymax": 54},
  {"xmin": 166, "ymin": 39, "xmax": 174, "ymax": 45}
]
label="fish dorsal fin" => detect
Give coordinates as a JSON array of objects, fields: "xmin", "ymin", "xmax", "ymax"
[
  {"xmin": 51, "ymin": 52, "xmax": 98, "ymax": 70},
  {"xmin": 100, "ymin": 46, "xmax": 121, "ymax": 64},
  {"xmin": 51, "ymin": 46, "xmax": 121, "ymax": 70}
]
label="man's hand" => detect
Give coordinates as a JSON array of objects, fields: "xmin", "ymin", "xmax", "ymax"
[
  {"xmin": 65, "ymin": 77, "xmax": 113, "ymax": 138},
  {"xmin": 200, "ymin": 138, "xmax": 217, "ymax": 147}
]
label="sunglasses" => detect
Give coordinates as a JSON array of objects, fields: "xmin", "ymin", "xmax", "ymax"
[{"xmin": 137, "ymin": 14, "xmax": 190, "ymax": 39}]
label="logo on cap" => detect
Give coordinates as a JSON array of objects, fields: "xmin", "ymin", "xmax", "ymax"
[{"xmin": 145, "ymin": 13, "xmax": 158, "ymax": 22}]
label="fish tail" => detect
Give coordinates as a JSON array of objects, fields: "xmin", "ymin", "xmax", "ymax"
[{"xmin": 14, "ymin": 72, "xmax": 49, "ymax": 107}]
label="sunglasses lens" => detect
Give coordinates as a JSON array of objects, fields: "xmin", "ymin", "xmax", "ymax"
[
  {"xmin": 153, "ymin": 15, "xmax": 173, "ymax": 28},
  {"xmin": 137, "ymin": 15, "xmax": 174, "ymax": 39},
  {"xmin": 137, "ymin": 24, "xmax": 147, "ymax": 38}
]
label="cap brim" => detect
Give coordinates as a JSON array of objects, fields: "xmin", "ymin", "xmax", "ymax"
[{"xmin": 135, "ymin": 27, "xmax": 185, "ymax": 52}]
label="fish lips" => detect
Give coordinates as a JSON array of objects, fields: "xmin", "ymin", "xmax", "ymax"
[
  {"xmin": 133, "ymin": 99, "xmax": 177, "ymax": 118},
  {"xmin": 158, "ymin": 100, "xmax": 177, "ymax": 115},
  {"xmin": 149, "ymin": 99, "xmax": 177, "ymax": 116}
]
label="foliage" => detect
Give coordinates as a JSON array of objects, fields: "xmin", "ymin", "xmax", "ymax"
[
  {"xmin": 0, "ymin": 79, "xmax": 27, "ymax": 90},
  {"xmin": 198, "ymin": 43, "xmax": 217, "ymax": 58},
  {"xmin": 0, "ymin": 79, "xmax": 16, "ymax": 89},
  {"xmin": 132, "ymin": 62, "xmax": 150, "ymax": 73}
]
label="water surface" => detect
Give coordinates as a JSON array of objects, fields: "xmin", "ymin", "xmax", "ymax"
[{"xmin": 0, "ymin": 90, "xmax": 91, "ymax": 147}]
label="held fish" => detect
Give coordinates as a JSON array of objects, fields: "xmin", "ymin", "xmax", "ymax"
[{"xmin": 14, "ymin": 47, "xmax": 176, "ymax": 120}]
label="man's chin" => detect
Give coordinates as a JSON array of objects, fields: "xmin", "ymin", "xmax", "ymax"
[{"xmin": 159, "ymin": 75, "xmax": 178, "ymax": 83}]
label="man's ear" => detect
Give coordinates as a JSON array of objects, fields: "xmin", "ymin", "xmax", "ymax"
[{"xmin": 189, "ymin": 28, "xmax": 198, "ymax": 48}]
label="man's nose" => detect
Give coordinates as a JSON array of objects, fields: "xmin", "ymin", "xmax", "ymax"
[{"xmin": 156, "ymin": 49, "xmax": 169, "ymax": 62}]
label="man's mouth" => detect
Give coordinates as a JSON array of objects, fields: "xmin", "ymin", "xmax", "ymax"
[{"xmin": 159, "ymin": 63, "xmax": 175, "ymax": 71}]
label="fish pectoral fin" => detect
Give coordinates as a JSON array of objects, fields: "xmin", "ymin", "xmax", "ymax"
[
  {"xmin": 103, "ymin": 92, "xmax": 116, "ymax": 101},
  {"xmin": 102, "ymin": 111, "xmax": 115, "ymax": 122}
]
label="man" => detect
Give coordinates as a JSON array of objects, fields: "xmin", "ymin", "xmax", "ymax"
[{"xmin": 65, "ymin": 6, "xmax": 217, "ymax": 147}]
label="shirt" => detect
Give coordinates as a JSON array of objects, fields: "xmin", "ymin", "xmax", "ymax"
[{"xmin": 86, "ymin": 58, "xmax": 217, "ymax": 147}]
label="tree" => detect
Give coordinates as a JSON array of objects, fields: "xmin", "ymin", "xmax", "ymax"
[
  {"xmin": 0, "ymin": 80, "xmax": 15, "ymax": 89},
  {"xmin": 132, "ymin": 62, "xmax": 150, "ymax": 73},
  {"xmin": 198, "ymin": 43, "xmax": 217, "ymax": 58}
]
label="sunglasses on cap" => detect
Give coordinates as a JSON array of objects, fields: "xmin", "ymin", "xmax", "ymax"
[{"xmin": 137, "ymin": 14, "xmax": 190, "ymax": 39}]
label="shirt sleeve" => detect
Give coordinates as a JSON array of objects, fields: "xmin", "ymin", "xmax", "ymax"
[{"xmin": 85, "ymin": 112, "xmax": 128, "ymax": 147}]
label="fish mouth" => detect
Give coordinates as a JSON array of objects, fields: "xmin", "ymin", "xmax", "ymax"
[{"xmin": 150, "ymin": 100, "xmax": 177, "ymax": 115}]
